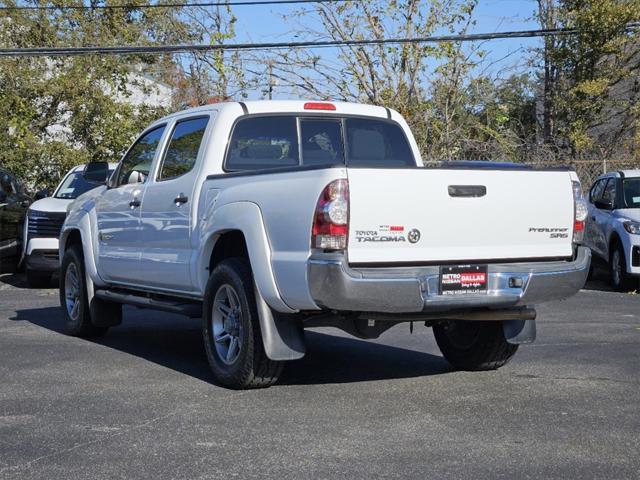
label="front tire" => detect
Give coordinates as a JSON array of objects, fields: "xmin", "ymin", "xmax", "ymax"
[
  {"xmin": 610, "ymin": 243, "xmax": 635, "ymax": 292},
  {"xmin": 202, "ymin": 258, "xmax": 283, "ymax": 389},
  {"xmin": 433, "ymin": 320, "xmax": 518, "ymax": 371},
  {"xmin": 59, "ymin": 245, "xmax": 108, "ymax": 337}
]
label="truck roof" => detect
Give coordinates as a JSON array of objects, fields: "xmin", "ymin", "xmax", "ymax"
[
  {"xmin": 70, "ymin": 163, "xmax": 119, "ymax": 173},
  {"xmin": 597, "ymin": 170, "xmax": 640, "ymax": 180},
  {"xmin": 156, "ymin": 100, "xmax": 395, "ymax": 124}
]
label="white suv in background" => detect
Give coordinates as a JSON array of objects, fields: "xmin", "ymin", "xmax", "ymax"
[
  {"xmin": 22, "ymin": 163, "xmax": 116, "ymax": 287},
  {"xmin": 585, "ymin": 170, "xmax": 640, "ymax": 291}
]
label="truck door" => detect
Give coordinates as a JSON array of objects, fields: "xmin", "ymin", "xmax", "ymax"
[
  {"xmin": 95, "ymin": 125, "xmax": 166, "ymax": 284},
  {"xmin": 0, "ymin": 170, "xmax": 27, "ymax": 265},
  {"xmin": 137, "ymin": 116, "xmax": 211, "ymax": 292},
  {"xmin": 592, "ymin": 178, "xmax": 617, "ymax": 257},
  {"xmin": 585, "ymin": 178, "xmax": 607, "ymax": 258}
]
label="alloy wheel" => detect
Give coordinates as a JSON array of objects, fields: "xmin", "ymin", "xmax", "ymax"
[
  {"xmin": 211, "ymin": 284, "xmax": 244, "ymax": 365},
  {"xmin": 64, "ymin": 263, "xmax": 81, "ymax": 321}
]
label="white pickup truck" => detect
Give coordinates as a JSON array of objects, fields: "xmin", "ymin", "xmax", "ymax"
[{"xmin": 60, "ymin": 100, "xmax": 591, "ymax": 389}]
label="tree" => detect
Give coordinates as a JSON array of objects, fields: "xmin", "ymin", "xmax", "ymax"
[
  {"xmin": 258, "ymin": 0, "xmax": 480, "ymax": 160},
  {"xmin": 170, "ymin": 5, "xmax": 251, "ymax": 107},
  {"xmin": 0, "ymin": 1, "xmax": 199, "ymax": 190},
  {"xmin": 537, "ymin": 0, "xmax": 640, "ymax": 159}
]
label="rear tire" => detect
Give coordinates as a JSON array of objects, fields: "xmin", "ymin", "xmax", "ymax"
[
  {"xmin": 26, "ymin": 269, "xmax": 52, "ymax": 288},
  {"xmin": 433, "ymin": 320, "xmax": 518, "ymax": 371},
  {"xmin": 610, "ymin": 243, "xmax": 635, "ymax": 292},
  {"xmin": 59, "ymin": 245, "xmax": 108, "ymax": 338},
  {"xmin": 202, "ymin": 258, "xmax": 283, "ymax": 389}
]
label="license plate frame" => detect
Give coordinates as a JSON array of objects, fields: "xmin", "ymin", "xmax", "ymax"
[{"xmin": 439, "ymin": 264, "xmax": 488, "ymax": 296}]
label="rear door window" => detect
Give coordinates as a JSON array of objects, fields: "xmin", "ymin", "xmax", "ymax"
[
  {"xmin": 158, "ymin": 117, "xmax": 209, "ymax": 181},
  {"xmin": 226, "ymin": 116, "xmax": 299, "ymax": 171},
  {"xmin": 345, "ymin": 118, "xmax": 414, "ymax": 167}
]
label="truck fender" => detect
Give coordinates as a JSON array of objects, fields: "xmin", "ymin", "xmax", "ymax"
[
  {"xmin": 198, "ymin": 201, "xmax": 295, "ymax": 314},
  {"xmin": 60, "ymin": 204, "xmax": 107, "ymax": 305},
  {"xmin": 199, "ymin": 201, "xmax": 304, "ymax": 361}
]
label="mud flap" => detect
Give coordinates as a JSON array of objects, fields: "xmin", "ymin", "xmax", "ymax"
[
  {"xmin": 254, "ymin": 287, "xmax": 306, "ymax": 361},
  {"xmin": 90, "ymin": 297, "xmax": 123, "ymax": 328},
  {"xmin": 503, "ymin": 319, "xmax": 536, "ymax": 345}
]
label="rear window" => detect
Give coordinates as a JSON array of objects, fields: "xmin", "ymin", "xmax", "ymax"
[
  {"xmin": 300, "ymin": 119, "xmax": 344, "ymax": 166},
  {"xmin": 226, "ymin": 117, "xmax": 299, "ymax": 171},
  {"xmin": 345, "ymin": 118, "xmax": 414, "ymax": 167},
  {"xmin": 225, "ymin": 115, "xmax": 414, "ymax": 171}
]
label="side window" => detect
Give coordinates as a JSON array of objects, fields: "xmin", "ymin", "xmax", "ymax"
[
  {"xmin": 115, "ymin": 125, "xmax": 165, "ymax": 187},
  {"xmin": 226, "ymin": 116, "xmax": 299, "ymax": 171},
  {"xmin": 300, "ymin": 119, "xmax": 344, "ymax": 166},
  {"xmin": 590, "ymin": 179, "xmax": 606, "ymax": 202},
  {"xmin": 601, "ymin": 178, "xmax": 617, "ymax": 205},
  {"xmin": 0, "ymin": 171, "xmax": 15, "ymax": 198},
  {"xmin": 157, "ymin": 117, "xmax": 209, "ymax": 181}
]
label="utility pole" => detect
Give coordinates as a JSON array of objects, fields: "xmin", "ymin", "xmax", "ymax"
[
  {"xmin": 268, "ymin": 60, "xmax": 274, "ymax": 100},
  {"xmin": 538, "ymin": 0, "xmax": 556, "ymax": 145}
]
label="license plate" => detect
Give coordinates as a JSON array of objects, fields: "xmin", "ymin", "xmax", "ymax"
[{"xmin": 440, "ymin": 265, "xmax": 488, "ymax": 295}]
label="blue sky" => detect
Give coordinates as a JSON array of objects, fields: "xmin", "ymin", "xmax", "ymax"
[
  {"xmin": 231, "ymin": 0, "xmax": 540, "ymax": 57},
  {"xmin": 217, "ymin": 0, "xmax": 542, "ymax": 98},
  {"xmin": 230, "ymin": 0, "xmax": 539, "ymax": 39}
]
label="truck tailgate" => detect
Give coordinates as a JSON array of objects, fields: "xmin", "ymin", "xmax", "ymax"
[{"xmin": 346, "ymin": 168, "xmax": 575, "ymax": 264}]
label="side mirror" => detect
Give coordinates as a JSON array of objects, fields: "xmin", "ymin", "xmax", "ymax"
[
  {"xmin": 83, "ymin": 162, "xmax": 110, "ymax": 184},
  {"xmin": 594, "ymin": 198, "xmax": 614, "ymax": 210},
  {"xmin": 34, "ymin": 188, "xmax": 49, "ymax": 200}
]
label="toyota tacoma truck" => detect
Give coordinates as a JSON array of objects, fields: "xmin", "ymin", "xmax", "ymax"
[{"xmin": 59, "ymin": 100, "xmax": 591, "ymax": 389}]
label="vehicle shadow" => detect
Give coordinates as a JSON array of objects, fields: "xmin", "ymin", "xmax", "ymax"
[
  {"xmin": 0, "ymin": 272, "xmax": 58, "ymax": 290},
  {"xmin": 9, "ymin": 305, "xmax": 451, "ymax": 386}
]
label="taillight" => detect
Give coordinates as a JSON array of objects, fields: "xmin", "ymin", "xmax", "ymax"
[
  {"xmin": 572, "ymin": 180, "xmax": 587, "ymax": 244},
  {"xmin": 312, "ymin": 179, "xmax": 349, "ymax": 250}
]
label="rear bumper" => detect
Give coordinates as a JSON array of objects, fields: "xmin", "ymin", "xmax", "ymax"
[{"xmin": 308, "ymin": 247, "xmax": 591, "ymax": 313}]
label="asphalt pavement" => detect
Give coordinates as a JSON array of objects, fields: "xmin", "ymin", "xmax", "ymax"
[{"xmin": 0, "ymin": 271, "xmax": 638, "ymax": 479}]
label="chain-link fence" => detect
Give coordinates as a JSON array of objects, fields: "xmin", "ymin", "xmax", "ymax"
[{"xmin": 528, "ymin": 160, "xmax": 639, "ymax": 188}]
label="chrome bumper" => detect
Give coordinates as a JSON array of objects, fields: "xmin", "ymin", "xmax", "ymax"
[{"xmin": 308, "ymin": 247, "xmax": 591, "ymax": 313}]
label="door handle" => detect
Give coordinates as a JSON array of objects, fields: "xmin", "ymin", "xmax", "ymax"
[
  {"xmin": 129, "ymin": 199, "xmax": 141, "ymax": 209},
  {"xmin": 448, "ymin": 185, "xmax": 487, "ymax": 198},
  {"xmin": 174, "ymin": 193, "xmax": 188, "ymax": 206}
]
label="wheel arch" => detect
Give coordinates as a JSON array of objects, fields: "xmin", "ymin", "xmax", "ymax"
[
  {"xmin": 198, "ymin": 203, "xmax": 304, "ymax": 362},
  {"xmin": 197, "ymin": 201, "xmax": 294, "ymax": 314},
  {"xmin": 608, "ymin": 230, "xmax": 623, "ymax": 260}
]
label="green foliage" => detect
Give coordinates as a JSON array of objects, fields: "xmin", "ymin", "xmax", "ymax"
[
  {"xmin": 0, "ymin": 1, "xmax": 194, "ymax": 190},
  {"xmin": 544, "ymin": 0, "xmax": 640, "ymax": 158}
]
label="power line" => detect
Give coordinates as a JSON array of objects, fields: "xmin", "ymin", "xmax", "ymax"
[
  {"xmin": 1, "ymin": 23, "xmax": 638, "ymax": 57},
  {"xmin": 0, "ymin": 0, "xmax": 358, "ymax": 10}
]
